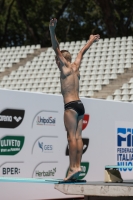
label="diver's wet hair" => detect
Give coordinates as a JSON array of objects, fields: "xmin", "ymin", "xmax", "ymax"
[{"xmin": 60, "ymin": 50, "xmax": 72, "ymax": 62}]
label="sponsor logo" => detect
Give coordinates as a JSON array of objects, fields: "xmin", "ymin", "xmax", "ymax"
[
  {"xmin": 32, "ymin": 162, "xmax": 58, "ymax": 178},
  {"xmin": 38, "ymin": 141, "xmax": 53, "ymax": 153},
  {"xmin": 82, "ymin": 114, "xmax": 89, "ymax": 130},
  {"xmin": 35, "ymin": 168, "xmax": 56, "ymax": 177},
  {"xmin": 79, "ymin": 162, "xmax": 89, "ymax": 179},
  {"xmin": 0, "ymin": 136, "xmax": 25, "ymax": 155},
  {"xmin": 2, "ymin": 167, "xmax": 20, "ymax": 175},
  {"xmin": 32, "ymin": 110, "xmax": 58, "ymax": 128},
  {"xmin": 37, "ymin": 116, "xmax": 56, "ymax": 126},
  {"xmin": 66, "ymin": 162, "xmax": 89, "ymax": 180},
  {"xmin": 65, "ymin": 138, "xmax": 89, "ymax": 156},
  {"xmin": 116, "ymin": 127, "xmax": 133, "ymax": 171},
  {"xmin": 31, "ymin": 136, "xmax": 57, "ymax": 154},
  {"xmin": 14, "ymin": 116, "xmax": 22, "ymax": 122},
  {"xmin": 117, "ymin": 128, "xmax": 133, "ymax": 147},
  {"xmin": 0, "ymin": 109, "xmax": 25, "ymax": 128},
  {"xmin": 0, "ymin": 162, "xmax": 24, "ymax": 176}
]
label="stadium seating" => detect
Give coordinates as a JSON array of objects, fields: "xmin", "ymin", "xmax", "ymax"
[
  {"xmin": 0, "ymin": 45, "xmax": 40, "ymax": 73},
  {"xmin": 0, "ymin": 37, "xmax": 133, "ymax": 102},
  {"xmin": 107, "ymin": 77, "xmax": 133, "ymax": 102}
]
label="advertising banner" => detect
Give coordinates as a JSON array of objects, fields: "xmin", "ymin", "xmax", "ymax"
[{"xmin": 0, "ymin": 89, "xmax": 133, "ymax": 199}]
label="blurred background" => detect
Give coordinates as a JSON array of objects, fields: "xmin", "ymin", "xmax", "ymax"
[
  {"xmin": 0, "ymin": 0, "xmax": 133, "ymax": 47},
  {"xmin": 0, "ymin": 0, "xmax": 133, "ymax": 101}
]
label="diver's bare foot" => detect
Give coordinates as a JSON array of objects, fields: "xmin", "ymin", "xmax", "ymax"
[
  {"xmin": 77, "ymin": 167, "xmax": 82, "ymax": 172},
  {"xmin": 64, "ymin": 168, "xmax": 81, "ymax": 181}
]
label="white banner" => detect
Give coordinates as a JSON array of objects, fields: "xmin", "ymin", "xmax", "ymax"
[{"xmin": 0, "ymin": 89, "xmax": 133, "ymax": 199}]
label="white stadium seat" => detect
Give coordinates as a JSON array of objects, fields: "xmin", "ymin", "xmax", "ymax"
[
  {"xmin": 122, "ymin": 95, "xmax": 130, "ymax": 101},
  {"xmin": 106, "ymin": 95, "xmax": 113, "ymax": 100},
  {"xmin": 114, "ymin": 89, "xmax": 121, "ymax": 95},
  {"xmin": 121, "ymin": 89, "xmax": 129, "ymax": 95},
  {"xmin": 129, "ymin": 95, "xmax": 133, "ymax": 101},
  {"xmin": 114, "ymin": 95, "xmax": 122, "ymax": 101}
]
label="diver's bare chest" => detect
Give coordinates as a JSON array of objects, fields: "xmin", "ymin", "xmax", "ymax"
[{"xmin": 60, "ymin": 68, "xmax": 80, "ymax": 80}]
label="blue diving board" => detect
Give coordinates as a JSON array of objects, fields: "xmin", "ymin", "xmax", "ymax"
[{"xmin": 0, "ymin": 177, "xmax": 86, "ymax": 184}]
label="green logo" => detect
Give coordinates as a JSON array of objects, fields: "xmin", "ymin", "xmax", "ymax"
[
  {"xmin": 79, "ymin": 162, "xmax": 89, "ymax": 179},
  {"xmin": 0, "ymin": 136, "xmax": 25, "ymax": 155},
  {"xmin": 66, "ymin": 162, "xmax": 89, "ymax": 180}
]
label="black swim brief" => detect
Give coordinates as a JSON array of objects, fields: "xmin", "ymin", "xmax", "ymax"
[{"xmin": 64, "ymin": 100, "xmax": 85, "ymax": 116}]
